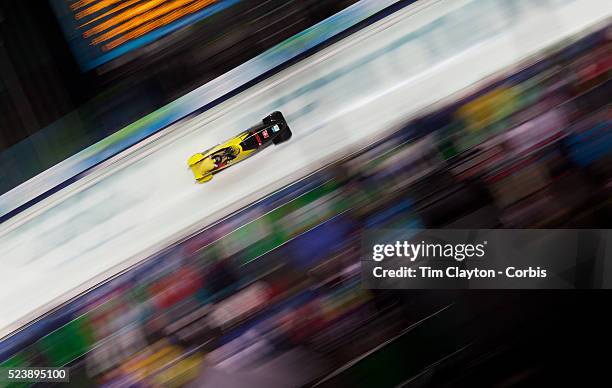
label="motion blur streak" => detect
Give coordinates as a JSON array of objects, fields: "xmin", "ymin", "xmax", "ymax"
[
  {"xmin": 75, "ymin": 0, "xmax": 134, "ymax": 20},
  {"xmin": 88, "ymin": 0, "xmax": 214, "ymax": 45},
  {"xmin": 102, "ymin": 0, "xmax": 217, "ymax": 51},
  {"xmin": 70, "ymin": 0, "xmax": 108, "ymax": 11},
  {"xmin": 0, "ymin": 0, "xmax": 609, "ymax": 340},
  {"xmin": 82, "ymin": 0, "xmax": 168, "ymax": 36}
]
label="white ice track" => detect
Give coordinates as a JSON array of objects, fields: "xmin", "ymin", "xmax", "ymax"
[{"xmin": 0, "ymin": 0, "xmax": 610, "ymax": 338}]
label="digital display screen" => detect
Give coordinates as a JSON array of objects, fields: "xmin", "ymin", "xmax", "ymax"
[{"xmin": 50, "ymin": 0, "xmax": 241, "ymax": 71}]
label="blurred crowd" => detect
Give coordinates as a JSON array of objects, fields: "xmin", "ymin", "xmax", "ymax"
[{"xmin": 1, "ymin": 21, "xmax": 610, "ymax": 388}]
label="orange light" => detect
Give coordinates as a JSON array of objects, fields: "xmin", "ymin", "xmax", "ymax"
[
  {"xmin": 102, "ymin": 0, "xmax": 216, "ymax": 50},
  {"xmin": 84, "ymin": 0, "xmax": 171, "ymax": 38},
  {"xmin": 71, "ymin": 0, "xmax": 219, "ymax": 51},
  {"xmin": 70, "ymin": 0, "xmax": 123, "ymax": 13},
  {"xmin": 77, "ymin": 0, "xmax": 142, "ymax": 23}
]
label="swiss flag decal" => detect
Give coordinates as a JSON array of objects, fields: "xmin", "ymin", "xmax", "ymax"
[{"xmin": 262, "ymin": 129, "xmax": 269, "ymax": 139}]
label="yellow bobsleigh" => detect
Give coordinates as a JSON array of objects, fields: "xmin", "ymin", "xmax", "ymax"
[{"xmin": 187, "ymin": 111, "xmax": 292, "ymax": 183}]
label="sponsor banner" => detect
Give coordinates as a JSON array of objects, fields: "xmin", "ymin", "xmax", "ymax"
[{"xmin": 362, "ymin": 229, "xmax": 612, "ymax": 289}]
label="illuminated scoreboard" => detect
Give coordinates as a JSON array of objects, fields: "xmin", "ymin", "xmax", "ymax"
[{"xmin": 50, "ymin": 0, "xmax": 241, "ymax": 70}]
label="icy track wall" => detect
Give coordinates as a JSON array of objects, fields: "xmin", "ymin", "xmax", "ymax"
[{"xmin": 0, "ymin": 0, "xmax": 610, "ymax": 338}]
